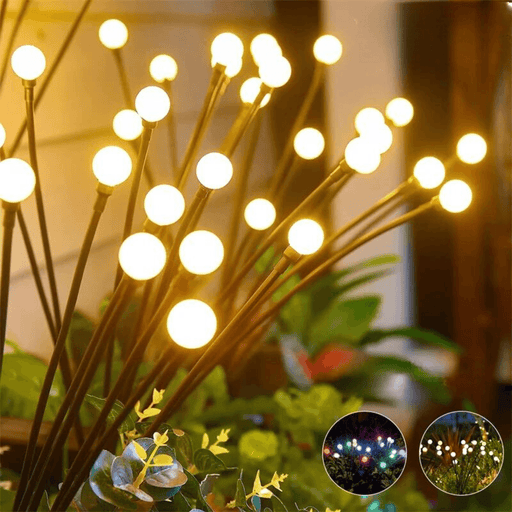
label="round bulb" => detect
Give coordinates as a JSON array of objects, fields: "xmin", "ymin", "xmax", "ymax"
[
  {"xmin": 118, "ymin": 233, "xmax": 166, "ymax": 281},
  {"xmin": 211, "ymin": 55, "xmax": 242, "ymax": 78},
  {"xmin": 250, "ymin": 33, "xmax": 282, "ymax": 66},
  {"xmin": 385, "ymin": 98, "xmax": 414, "ymax": 127},
  {"xmin": 92, "ymin": 146, "xmax": 132, "ymax": 187},
  {"xmin": 135, "ymin": 86, "xmax": 170, "ymax": 123},
  {"xmin": 413, "ymin": 157, "xmax": 446, "ymax": 189},
  {"xmin": 259, "ymin": 56, "xmax": 291, "ymax": 88},
  {"xmin": 456, "ymin": 133, "xmax": 487, "ymax": 164},
  {"xmin": 359, "ymin": 123, "xmax": 393, "ymax": 154},
  {"xmin": 0, "ymin": 158, "xmax": 36, "ymax": 203},
  {"xmin": 167, "ymin": 299, "xmax": 217, "ymax": 349},
  {"xmin": 344, "ymin": 137, "xmax": 381, "ymax": 174},
  {"xmin": 150, "ymin": 54, "xmax": 178, "ymax": 83},
  {"xmin": 196, "ymin": 152, "xmax": 233, "ymax": 190},
  {"xmin": 11, "ymin": 45, "xmax": 46, "ymax": 81},
  {"xmin": 366, "ymin": 447, "xmax": 371, "ymax": 452},
  {"xmin": 244, "ymin": 198, "xmax": 276, "ymax": 230},
  {"xmin": 144, "ymin": 185, "xmax": 185, "ymax": 226},
  {"xmin": 355, "ymin": 108, "xmax": 385, "ymax": 135},
  {"xmin": 439, "ymin": 180, "xmax": 472, "ymax": 213},
  {"xmin": 380, "ymin": 462, "xmax": 386, "ymax": 469},
  {"xmin": 99, "ymin": 19, "xmax": 128, "ymax": 50},
  {"xmin": 288, "ymin": 219, "xmax": 324, "ymax": 255},
  {"xmin": 313, "ymin": 35, "xmax": 342, "ymax": 65},
  {"xmin": 293, "ymin": 128, "xmax": 325, "ymax": 160},
  {"xmin": 357, "ymin": 446, "xmax": 362, "ymax": 451},
  {"xmin": 240, "ymin": 77, "xmax": 271, "ymax": 107},
  {"xmin": 113, "ymin": 109, "xmax": 143, "ymax": 141},
  {"xmin": 211, "ymin": 32, "xmax": 244, "ymax": 63},
  {"xmin": 0, "ymin": 123, "xmax": 6, "ymax": 148},
  {"xmin": 179, "ymin": 230, "xmax": 224, "ymax": 275}
]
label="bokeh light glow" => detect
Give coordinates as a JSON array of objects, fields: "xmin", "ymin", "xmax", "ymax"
[
  {"xmin": 92, "ymin": 146, "xmax": 132, "ymax": 187},
  {"xmin": 135, "ymin": 86, "xmax": 171, "ymax": 123},
  {"xmin": 344, "ymin": 138, "xmax": 381, "ymax": 174},
  {"xmin": 244, "ymin": 198, "xmax": 276, "ymax": 231},
  {"xmin": 250, "ymin": 34, "xmax": 282, "ymax": 66},
  {"xmin": 413, "ymin": 157, "xmax": 446, "ymax": 189},
  {"xmin": 179, "ymin": 230, "xmax": 224, "ymax": 275},
  {"xmin": 355, "ymin": 108, "xmax": 385, "ymax": 135},
  {"xmin": 118, "ymin": 233, "xmax": 166, "ymax": 281},
  {"xmin": 313, "ymin": 35, "xmax": 342, "ymax": 65},
  {"xmin": 196, "ymin": 152, "xmax": 233, "ymax": 190},
  {"xmin": 11, "ymin": 45, "xmax": 46, "ymax": 80},
  {"xmin": 293, "ymin": 128, "xmax": 325, "ymax": 160},
  {"xmin": 150, "ymin": 54, "xmax": 178, "ymax": 82},
  {"xmin": 99, "ymin": 19, "xmax": 128, "ymax": 50},
  {"xmin": 259, "ymin": 56, "xmax": 291, "ymax": 88},
  {"xmin": 456, "ymin": 134, "xmax": 487, "ymax": 164},
  {"xmin": 144, "ymin": 185, "xmax": 185, "ymax": 226},
  {"xmin": 240, "ymin": 77, "xmax": 271, "ymax": 107},
  {"xmin": 385, "ymin": 98, "xmax": 414, "ymax": 127},
  {"xmin": 113, "ymin": 109, "xmax": 143, "ymax": 141},
  {"xmin": 439, "ymin": 180, "xmax": 472, "ymax": 213},
  {"xmin": 287, "ymin": 219, "xmax": 324, "ymax": 255},
  {"xmin": 0, "ymin": 158, "xmax": 36, "ymax": 203}
]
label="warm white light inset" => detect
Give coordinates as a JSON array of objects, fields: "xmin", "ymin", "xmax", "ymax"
[
  {"xmin": 240, "ymin": 78, "xmax": 271, "ymax": 107},
  {"xmin": 179, "ymin": 230, "xmax": 224, "ymax": 275},
  {"xmin": 150, "ymin": 54, "xmax": 178, "ymax": 83},
  {"xmin": 92, "ymin": 146, "xmax": 132, "ymax": 187},
  {"xmin": 250, "ymin": 34, "xmax": 282, "ymax": 66},
  {"xmin": 456, "ymin": 133, "xmax": 487, "ymax": 164},
  {"xmin": 288, "ymin": 219, "xmax": 324, "ymax": 255},
  {"xmin": 385, "ymin": 98, "xmax": 414, "ymax": 127},
  {"xmin": 413, "ymin": 157, "xmax": 446, "ymax": 189},
  {"xmin": 293, "ymin": 128, "xmax": 325, "ymax": 160},
  {"xmin": 135, "ymin": 86, "xmax": 171, "ymax": 123},
  {"xmin": 360, "ymin": 123, "xmax": 393, "ymax": 154},
  {"xmin": 211, "ymin": 32, "xmax": 244, "ymax": 63},
  {"xmin": 11, "ymin": 45, "xmax": 46, "ymax": 80},
  {"xmin": 0, "ymin": 158, "xmax": 36, "ymax": 203},
  {"xmin": 196, "ymin": 152, "xmax": 233, "ymax": 190},
  {"xmin": 313, "ymin": 35, "xmax": 342, "ymax": 65},
  {"xmin": 167, "ymin": 299, "xmax": 217, "ymax": 349},
  {"xmin": 344, "ymin": 137, "xmax": 381, "ymax": 174},
  {"xmin": 439, "ymin": 180, "xmax": 472, "ymax": 213},
  {"xmin": 259, "ymin": 56, "xmax": 291, "ymax": 88},
  {"xmin": 355, "ymin": 108, "xmax": 385, "ymax": 135},
  {"xmin": 144, "ymin": 185, "xmax": 185, "ymax": 226},
  {"xmin": 99, "ymin": 19, "xmax": 128, "ymax": 50},
  {"xmin": 113, "ymin": 109, "xmax": 143, "ymax": 141},
  {"xmin": 244, "ymin": 198, "xmax": 276, "ymax": 231},
  {"xmin": 0, "ymin": 123, "xmax": 5, "ymax": 148},
  {"xmin": 118, "ymin": 232, "xmax": 166, "ymax": 281}
]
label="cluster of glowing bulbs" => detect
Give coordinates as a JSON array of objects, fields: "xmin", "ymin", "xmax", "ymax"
[{"xmin": 0, "ymin": 158, "xmax": 36, "ymax": 203}]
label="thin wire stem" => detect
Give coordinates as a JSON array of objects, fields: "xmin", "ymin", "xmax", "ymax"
[
  {"xmin": 112, "ymin": 48, "xmax": 131, "ymax": 108},
  {"xmin": 163, "ymin": 80, "xmax": 178, "ymax": 177},
  {"xmin": 0, "ymin": 0, "xmax": 8, "ymax": 44}
]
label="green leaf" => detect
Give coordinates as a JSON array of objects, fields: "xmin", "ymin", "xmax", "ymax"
[
  {"xmin": 193, "ymin": 448, "xmax": 226, "ymax": 473},
  {"xmin": 270, "ymin": 495, "xmax": 289, "ymax": 512},
  {"xmin": 235, "ymin": 478, "xmax": 247, "ymax": 507},
  {"xmin": 255, "ymin": 246, "xmax": 277, "ymax": 274},
  {"xmin": 111, "ymin": 456, "xmax": 153, "ymax": 502},
  {"xmin": 199, "ymin": 473, "xmax": 219, "ymax": 497},
  {"xmin": 84, "ymin": 394, "xmax": 135, "ymax": 434},
  {"xmin": 462, "ymin": 398, "xmax": 477, "ymax": 412},
  {"xmin": 0, "ymin": 489, "xmax": 15, "ymax": 511},
  {"xmin": 180, "ymin": 469, "xmax": 213, "ymax": 512},
  {"xmin": 153, "ymin": 454, "xmax": 175, "ymax": 466}
]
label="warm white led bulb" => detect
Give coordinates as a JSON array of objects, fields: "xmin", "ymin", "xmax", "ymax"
[
  {"xmin": 0, "ymin": 123, "xmax": 5, "ymax": 148},
  {"xmin": 250, "ymin": 34, "xmax": 282, "ymax": 66},
  {"xmin": 135, "ymin": 86, "xmax": 170, "ymax": 123},
  {"xmin": 99, "ymin": 19, "xmax": 128, "ymax": 50},
  {"xmin": 211, "ymin": 55, "xmax": 242, "ymax": 78},
  {"xmin": 144, "ymin": 185, "xmax": 185, "ymax": 226},
  {"xmin": 118, "ymin": 232, "xmax": 166, "ymax": 281},
  {"xmin": 293, "ymin": 128, "xmax": 325, "ymax": 160},
  {"xmin": 113, "ymin": 109, "xmax": 143, "ymax": 141},
  {"xmin": 456, "ymin": 133, "xmax": 487, "ymax": 164},
  {"xmin": 179, "ymin": 230, "xmax": 224, "ymax": 275},
  {"xmin": 167, "ymin": 299, "xmax": 217, "ymax": 349},
  {"xmin": 413, "ymin": 157, "xmax": 446, "ymax": 189},
  {"xmin": 240, "ymin": 77, "xmax": 271, "ymax": 107},
  {"xmin": 344, "ymin": 137, "xmax": 381, "ymax": 174},
  {"xmin": 355, "ymin": 108, "xmax": 385, "ymax": 135},
  {"xmin": 366, "ymin": 447, "xmax": 371, "ymax": 453},
  {"xmin": 196, "ymin": 152, "xmax": 233, "ymax": 190},
  {"xmin": 359, "ymin": 123, "xmax": 393, "ymax": 154},
  {"xmin": 259, "ymin": 56, "xmax": 291, "ymax": 88},
  {"xmin": 211, "ymin": 33, "xmax": 244, "ymax": 63},
  {"xmin": 385, "ymin": 98, "xmax": 414, "ymax": 127},
  {"xmin": 0, "ymin": 158, "xmax": 36, "ymax": 203},
  {"xmin": 357, "ymin": 445, "xmax": 362, "ymax": 451},
  {"xmin": 11, "ymin": 45, "xmax": 46, "ymax": 81},
  {"xmin": 428, "ymin": 440, "xmax": 433, "ymax": 445},
  {"xmin": 244, "ymin": 198, "xmax": 276, "ymax": 231},
  {"xmin": 288, "ymin": 219, "xmax": 324, "ymax": 255},
  {"xmin": 92, "ymin": 146, "xmax": 132, "ymax": 187},
  {"xmin": 313, "ymin": 35, "xmax": 342, "ymax": 65},
  {"xmin": 439, "ymin": 180, "xmax": 472, "ymax": 213},
  {"xmin": 150, "ymin": 54, "xmax": 178, "ymax": 83}
]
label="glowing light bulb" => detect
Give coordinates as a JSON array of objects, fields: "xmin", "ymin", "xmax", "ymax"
[
  {"xmin": 288, "ymin": 219, "xmax": 324, "ymax": 255},
  {"xmin": 413, "ymin": 156, "xmax": 446, "ymax": 189},
  {"xmin": 211, "ymin": 55, "xmax": 242, "ymax": 78},
  {"xmin": 385, "ymin": 98, "xmax": 414, "ymax": 127},
  {"xmin": 494, "ymin": 457, "xmax": 499, "ymax": 462},
  {"xmin": 390, "ymin": 454, "xmax": 395, "ymax": 459},
  {"xmin": 427, "ymin": 440, "xmax": 433, "ymax": 445},
  {"xmin": 471, "ymin": 441, "xmax": 477, "ymax": 445},
  {"xmin": 399, "ymin": 450, "xmax": 406, "ymax": 456},
  {"xmin": 150, "ymin": 54, "xmax": 178, "ymax": 83},
  {"xmin": 489, "ymin": 451, "xmax": 493, "ymax": 456},
  {"xmin": 179, "ymin": 230, "xmax": 224, "ymax": 275},
  {"xmin": 439, "ymin": 180, "xmax": 472, "ymax": 213},
  {"xmin": 293, "ymin": 128, "xmax": 325, "ymax": 160},
  {"xmin": 250, "ymin": 33, "xmax": 282, "ymax": 66},
  {"xmin": 380, "ymin": 443, "xmax": 385, "ymax": 448},
  {"xmin": 468, "ymin": 447, "xmax": 473, "ymax": 452},
  {"xmin": 11, "ymin": 45, "xmax": 46, "ymax": 80},
  {"xmin": 437, "ymin": 451, "xmax": 442, "ymax": 456},
  {"xmin": 392, "ymin": 450, "xmax": 397, "ymax": 455},
  {"xmin": 356, "ymin": 446, "xmax": 362, "ymax": 451},
  {"xmin": 379, "ymin": 462, "xmax": 386, "ymax": 469},
  {"xmin": 259, "ymin": 56, "xmax": 291, "ymax": 88},
  {"xmin": 346, "ymin": 442, "xmax": 351, "ymax": 447},
  {"xmin": 461, "ymin": 440, "xmax": 466, "ymax": 445},
  {"xmin": 344, "ymin": 137, "xmax": 381, "ymax": 174},
  {"xmin": 324, "ymin": 447, "xmax": 330, "ymax": 455},
  {"xmin": 0, "ymin": 158, "xmax": 36, "ymax": 203},
  {"xmin": 355, "ymin": 108, "xmax": 385, "ymax": 135},
  {"xmin": 113, "ymin": 109, "xmax": 143, "ymax": 141},
  {"xmin": 359, "ymin": 123, "xmax": 393, "ymax": 154},
  {"xmin": 422, "ymin": 448, "xmax": 427, "ymax": 453},
  {"xmin": 361, "ymin": 456, "xmax": 368, "ymax": 462},
  {"xmin": 438, "ymin": 441, "xmax": 443, "ymax": 445},
  {"xmin": 244, "ymin": 198, "xmax": 276, "ymax": 230},
  {"xmin": 167, "ymin": 299, "xmax": 217, "ymax": 349},
  {"xmin": 0, "ymin": 123, "xmax": 5, "ymax": 148},
  {"xmin": 211, "ymin": 32, "xmax": 244, "ymax": 63},
  {"xmin": 445, "ymin": 446, "xmax": 450, "ymax": 451},
  {"xmin": 313, "ymin": 34, "xmax": 342, "ymax": 65},
  {"xmin": 450, "ymin": 452, "xmax": 456, "ymax": 457},
  {"xmin": 135, "ymin": 86, "xmax": 170, "ymax": 123},
  {"xmin": 352, "ymin": 439, "xmax": 357, "ymax": 444},
  {"xmin": 334, "ymin": 453, "xmax": 340, "ymax": 459},
  {"xmin": 144, "ymin": 185, "xmax": 185, "ymax": 226},
  {"xmin": 99, "ymin": 19, "xmax": 128, "ymax": 50},
  {"xmin": 337, "ymin": 444, "xmax": 342, "ymax": 450},
  {"xmin": 118, "ymin": 233, "xmax": 166, "ymax": 281},
  {"xmin": 240, "ymin": 77, "xmax": 271, "ymax": 107},
  {"xmin": 377, "ymin": 437, "xmax": 382, "ymax": 441},
  {"xmin": 481, "ymin": 442, "xmax": 486, "ymax": 446},
  {"xmin": 456, "ymin": 133, "xmax": 487, "ymax": 164},
  {"xmin": 92, "ymin": 146, "xmax": 132, "ymax": 187},
  {"xmin": 196, "ymin": 152, "xmax": 233, "ymax": 190},
  {"xmin": 366, "ymin": 447, "xmax": 371, "ymax": 453}
]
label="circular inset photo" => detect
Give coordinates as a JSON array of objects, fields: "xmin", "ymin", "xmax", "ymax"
[
  {"xmin": 419, "ymin": 410, "xmax": 504, "ymax": 496},
  {"xmin": 322, "ymin": 411, "xmax": 407, "ymax": 495}
]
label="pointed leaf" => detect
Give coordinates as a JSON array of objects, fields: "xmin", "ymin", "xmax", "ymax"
[
  {"xmin": 153, "ymin": 388, "xmax": 165, "ymax": 404},
  {"xmin": 199, "ymin": 473, "xmax": 219, "ymax": 497},
  {"xmin": 209, "ymin": 445, "xmax": 229, "ymax": 455},
  {"xmin": 202, "ymin": 433, "xmax": 209, "ymax": 449},
  {"xmin": 153, "ymin": 454, "xmax": 175, "ymax": 466},
  {"xmin": 234, "ymin": 478, "xmax": 247, "ymax": 507},
  {"xmin": 132, "ymin": 440, "xmax": 148, "ymax": 460},
  {"xmin": 193, "ymin": 448, "xmax": 227, "ymax": 473},
  {"xmin": 180, "ymin": 469, "xmax": 213, "ymax": 512},
  {"xmin": 84, "ymin": 394, "xmax": 135, "ymax": 434},
  {"xmin": 141, "ymin": 407, "xmax": 161, "ymax": 418},
  {"xmin": 252, "ymin": 470, "xmax": 263, "ymax": 495}
]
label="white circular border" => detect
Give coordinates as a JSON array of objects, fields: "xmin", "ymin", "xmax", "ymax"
[
  {"xmin": 418, "ymin": 409, "xmax": 505, "ymax": 497},
  {"xmin": 321, "ymin": 409, "xmax": 408, "ymax": 497}
]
